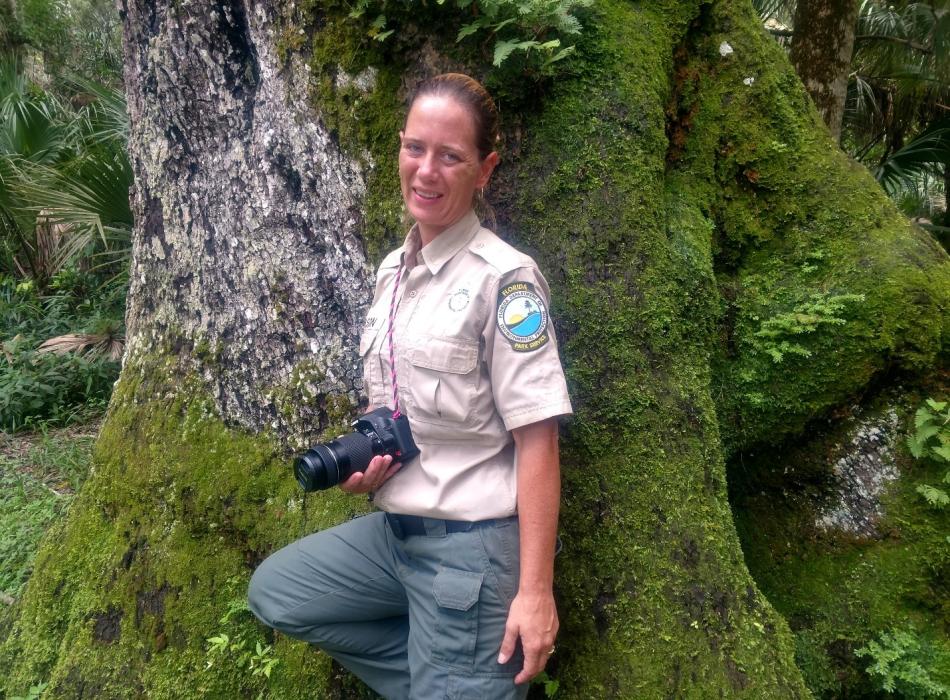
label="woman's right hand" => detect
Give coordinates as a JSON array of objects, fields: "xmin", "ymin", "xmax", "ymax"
[{"xmin": 339, "ymin": 454, "xmax": 402, "ymax": 494}]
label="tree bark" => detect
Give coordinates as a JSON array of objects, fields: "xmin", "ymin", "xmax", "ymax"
[
  {"xmin": 1, "ymin": 0, "xmax": 947, "ymax": 697},
  {"xmin": 789, "ymin": 0, "xmax": 862, "ymax": 142}
]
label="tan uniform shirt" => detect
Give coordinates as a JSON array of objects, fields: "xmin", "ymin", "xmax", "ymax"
[{"xmin": 361, "ymin": 210, "xmax": 573, "ymax": 520}]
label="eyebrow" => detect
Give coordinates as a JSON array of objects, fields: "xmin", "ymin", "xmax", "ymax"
[{"xmin": 401, "ymin": 136, "xmax": 470, "ymax": 155}]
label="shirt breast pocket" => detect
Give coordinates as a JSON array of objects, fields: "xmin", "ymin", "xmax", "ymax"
[
  {"xmin": 359, "ymin": 316, "xmax": 387, "ymax": 406},
  {"xmin": 406, "ymin": 336, "xmax": 479, "ymax": 433}
]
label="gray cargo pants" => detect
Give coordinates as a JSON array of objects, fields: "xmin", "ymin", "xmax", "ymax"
[{"xmin": 247, "ymin": 511, "xmax": 528, "ymax": 700}]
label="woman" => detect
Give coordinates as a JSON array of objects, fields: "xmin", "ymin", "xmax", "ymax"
[{"xmin": 248, "ymin": 73, "xmax": 572, "ymax": 699}]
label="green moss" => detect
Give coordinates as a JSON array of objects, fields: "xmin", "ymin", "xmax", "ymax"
[
  {"xmin": 0, "ymin": 354, "xmax": 372, "ymax": 698},
  {"xmin": 494, "ymin": 0, "xmax": 808, "ymax": 695},
  {"xmin": 663, "ymin": 0, "xmax": 950, "ymax": 454},
  {"xmin": 732, "ymin": 388, "xmax": 950, "ymax": 698}
]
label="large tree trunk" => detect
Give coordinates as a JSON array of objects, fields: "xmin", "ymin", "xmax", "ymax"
[
  {"xmin": 1, "ymin": 0, "xmax": 947, "ymax": 697},
  {"xmin": 789, "ymin": 0, "xmax": 862, "ymax": 141}
]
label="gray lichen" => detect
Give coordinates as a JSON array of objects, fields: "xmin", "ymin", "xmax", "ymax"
[{"xmin": 816, "ymin": 409, "xmax": 900, "ymax": 537}]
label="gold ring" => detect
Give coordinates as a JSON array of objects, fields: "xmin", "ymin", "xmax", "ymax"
[{"xmin": 547, "ymin": 646, "xmax": 556, "ymax": 655}]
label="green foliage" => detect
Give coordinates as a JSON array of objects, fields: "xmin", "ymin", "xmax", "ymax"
[
  {"xmin": 908, "ymin": 397, "xmax": 950, "ymax": 509},
  {"xmin": 755, "ymin": 1, "xmax": 950, "ymax": 225},
  {"xmin": 873, "ymin": 119, "xmax": 950, "ymax": 201},
  {"xmin": 0, "ymin": 336, "xmax": 116, "ymax": 431},
  {"xmin": 0, "ymin": 56, "xmax": 132, "ymax": 288},
  {"xmin": 531, "ymin": 670, "xmax": 560, "ymax": 697},
  {"xmin": 0, "ymin": 465, "xmax": 62, "ymax": 596},
  {"xmin": 7, "ymin": 680, "xmax": 47, "ymax": 700},
  {"xmin": 856, "ymin": 628, "xmax": 950, "ymax": 698},
  {"xmin": 348, "ymin": 0, "xmax": 591, "ymax": 70},
  {"xmin": 0, "ymin": 368, "xmax": 366, "ymax": 696},
  {"xmin": 751, "ymin": 292, "xmax": 866, "ymax": 363},
  {"xmin": 0, "ymin": 425, "xmax": 95, "ymax": 598},
  {"xmin": 733, "ymin": 388, "xmax": 950, "ymax": 699},
  {"xmin": 0, "ymin": 273, "xmax": 123, "ymax": 431},
  {"xmin": 205, "ymin": 593, "xmax": 280, "ymax": 685},
  {"xmin": 14, "ymin": 0, "xmax": 123, "ymax": 86}
]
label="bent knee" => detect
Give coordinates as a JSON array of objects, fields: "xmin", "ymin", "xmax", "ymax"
[{"xmin": 247, "ymin": 562, "xmax": 283, "ymax": 628}]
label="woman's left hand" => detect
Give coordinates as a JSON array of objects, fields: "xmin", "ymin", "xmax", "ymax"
[
  {"xmin": 498, "ymin": 588, "xmax": 559, "ymax": 684},
  {"xmin": 499, "ymin": 418, "xmax": 561, "ymax": 684}
]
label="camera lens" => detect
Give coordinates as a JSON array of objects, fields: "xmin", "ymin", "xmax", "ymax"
[{"xmin": 294, "ymin": 431, "xmax": 376, "ymax": 491}]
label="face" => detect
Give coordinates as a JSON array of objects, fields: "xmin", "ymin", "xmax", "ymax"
[{"xmin": 399, "ymin": 94, "xmax": 499, "ymax": 244}]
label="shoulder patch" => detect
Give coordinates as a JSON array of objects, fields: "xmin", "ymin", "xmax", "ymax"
[{"xmin": 496, "ymin": 281, "xmax": 550, "ymax": 352}]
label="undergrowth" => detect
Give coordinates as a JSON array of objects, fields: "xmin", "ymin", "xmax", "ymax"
[
  {"xmin": 0, "ymin": 272, "xmax": 123, "ymax": 431},
  {"xmin": 0, "ymin": 424, "xmax": 97, "ymax": 599}
]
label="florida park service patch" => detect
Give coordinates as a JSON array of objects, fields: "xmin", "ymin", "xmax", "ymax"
[{"xmin": 497, "ymin": 281, "xmax": 549, "ymax": 352}]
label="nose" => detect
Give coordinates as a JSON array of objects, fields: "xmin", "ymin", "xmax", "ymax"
[{"xmin": 417, "ymin": 152, "xmax": 437, "ymax": 179}]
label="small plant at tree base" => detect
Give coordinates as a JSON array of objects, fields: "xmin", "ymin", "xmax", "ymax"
[
  {"xmin": 205, "ymin": 633, "xmax": 279, "ymax": 680},
  {"xmin": 856, "ymin": 628, "xmax": 950, "ymax": 699},
  {"xmin": 907, "ymin": 398, "xmax": 950, "ymax": 509},
  {"xmin": 531, "ymin": 670, "xmax": 560, "ymax": 697},
  {"xmin": 7, "ymin": 681, "xmax": 47, "ymax": 700},
  {"xmin": 204, "ymin": 592, "xmax": 280, "ymax": 684}
]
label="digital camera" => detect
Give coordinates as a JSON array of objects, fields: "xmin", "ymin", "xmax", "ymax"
[{"xmin": 294, "ymin": 407, "xmax": 420, "ymax": 492}]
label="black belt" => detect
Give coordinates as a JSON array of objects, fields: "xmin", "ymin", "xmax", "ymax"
[{"xmin": 385, "ymin": 512, "xmax": 506, "ymax": 539}]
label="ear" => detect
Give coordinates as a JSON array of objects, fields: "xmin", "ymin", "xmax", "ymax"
[{"xmin": 476, "ymin": 151, "xmax": 500, "ymax": 188}]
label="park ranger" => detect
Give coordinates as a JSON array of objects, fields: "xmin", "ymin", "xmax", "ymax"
[{"xmin": 249, "ymin": 73, "xmax": 572, "ymax": 700}]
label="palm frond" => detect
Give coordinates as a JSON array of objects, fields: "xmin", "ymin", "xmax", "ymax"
[
  {"xmin": 753, "ymin": 0, "xmax": 796, "ymax": 24},
  {"xmin": 38, "ymin": 331, "xmax": 124, "ymax": 361},
  {"xmin": 873, "ymin": 119, "xmax": 950, "ymax": 195}
]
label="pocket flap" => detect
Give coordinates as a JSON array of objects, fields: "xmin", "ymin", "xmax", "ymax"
[
  {"xmin": 359, "ymin": 315, "xmax": 385, "ymax": 355},
  {"xmin": 359, "ymin": 329, "xmax": 377, "ymax": 355},
  {"xmin": 433, "ymin": 567, "xmax": 483, "ymax": 611},
  {"xmin": 408, "ymin": 337, "xmax": 478, "ymax": 374}
]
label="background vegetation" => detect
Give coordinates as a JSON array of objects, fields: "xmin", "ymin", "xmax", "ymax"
[
  {"xmin": 0, "ymin": 0, "xmax": 127, "ymax": 648},
  {"xmin": 0, "ymin": 0, "xmax": 947, "ymax": 697},
  {"xmin": 756, "ymin": 0, "xmax": 949, "ymax": 242}
]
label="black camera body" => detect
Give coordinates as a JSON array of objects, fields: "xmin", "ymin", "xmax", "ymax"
[{"xmin": 294, "ymin": 407, "xmax": 420, "ymax": 492}]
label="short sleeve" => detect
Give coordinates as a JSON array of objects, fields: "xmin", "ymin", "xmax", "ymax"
[{"xmin": 483, "ymin": 265, "xmax": 573, "ymax": 431}]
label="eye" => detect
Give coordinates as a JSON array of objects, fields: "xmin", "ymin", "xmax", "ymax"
[
  {"xmin": 441, "ymin": 151, "xmax": 461, "ymax": 164},
  {"xmin": 403, "ymin": 141, "xmax": 424, "ymax": 155}
]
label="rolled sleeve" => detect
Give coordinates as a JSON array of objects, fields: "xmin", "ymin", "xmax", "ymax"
[{"xmin": 485, "ymin": 266, "xmax": 573, "ymax": 431}]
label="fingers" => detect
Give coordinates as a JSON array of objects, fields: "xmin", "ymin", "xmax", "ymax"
[
  {"xmin": 515, "ymin": 640, "xmax": 549, "ymax": 685},
  {"xmin": 338, "ymin": 455, "xmax": 401, "ymax": 494},
  {"xmin": 497, "ymin": 622, "xmax": 519, "ymax": 665},
  {"xmin": 501, "ymin": 593, "xmax": 559, "ymax": 684}
]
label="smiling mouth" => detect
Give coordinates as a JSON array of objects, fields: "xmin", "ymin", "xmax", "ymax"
[{"xmin": 413, "ymin": 188, "xmax": 442, "ymax": 200}]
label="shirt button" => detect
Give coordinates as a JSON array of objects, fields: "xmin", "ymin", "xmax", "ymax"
[{"xmin": 408, "ymin": 290, "xmax": 417, "ymax": 298}]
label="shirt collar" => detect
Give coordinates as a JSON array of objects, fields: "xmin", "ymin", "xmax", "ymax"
[{"xmin": 403, "ymin": 210, "xmax": 481, "ymax": 275}]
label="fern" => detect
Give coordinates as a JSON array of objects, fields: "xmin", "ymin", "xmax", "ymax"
[
  {"xmin": 350, "ymin": 0, "xmax": 591, "ymax": 71},
  {"xmin": 907, "ymin": 397, "xmax": 950, "ymax": 510},
  {"xmin": 856, "ymin": 628, "xmax": 950, "ymax": 699},
  {"xmin": 752, "ymin": 292, "xmax": 865, "ymax": 363}
]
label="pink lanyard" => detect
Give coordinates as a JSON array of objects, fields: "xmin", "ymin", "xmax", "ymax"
[{"xmin": 387, "ymin": 260, "xmax": 405, "ymax": 418}]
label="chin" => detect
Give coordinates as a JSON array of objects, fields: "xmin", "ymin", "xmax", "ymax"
[{"xmin": 410, "ymin": 209, "xmax": 447, "ymax": 228}]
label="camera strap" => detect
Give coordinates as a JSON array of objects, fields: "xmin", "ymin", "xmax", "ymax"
[{"xmin": 386, "ymin": 260, "xmax": 405, "ymax": 418}]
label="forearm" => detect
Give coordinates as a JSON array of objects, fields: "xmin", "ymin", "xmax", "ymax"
[{"xmin": 513, "ymin": 418, "xmax": 560, "ymax": 593}]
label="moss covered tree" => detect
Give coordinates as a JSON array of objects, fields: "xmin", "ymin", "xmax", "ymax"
[{"xmin": 1, "ymin": 0, "xmax": 947, "ymax": 697}]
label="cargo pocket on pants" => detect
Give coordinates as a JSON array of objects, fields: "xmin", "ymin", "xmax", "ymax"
[{"xmin": 431, "ymin": 566, "xmax": 483, "ymax": 671}]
